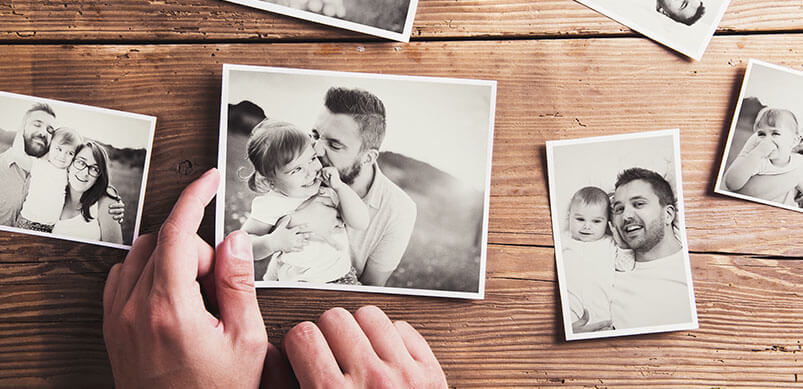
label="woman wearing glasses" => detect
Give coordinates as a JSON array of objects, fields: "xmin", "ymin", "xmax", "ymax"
[{"xmin": 52, "ymin": 141, "xmax": 123, "ymax": 244}]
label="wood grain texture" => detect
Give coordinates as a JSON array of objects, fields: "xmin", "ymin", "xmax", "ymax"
[
  {"xmin": 0, "ymin": 246, "xmax": 800, "ymax": 387},
  {"xmin": 0, "ymin": 0, "xmax": 802, "ymax": 42},
  {"xmin": 1, "ymin": 36, "xmax": 802, "ymax": 256}
]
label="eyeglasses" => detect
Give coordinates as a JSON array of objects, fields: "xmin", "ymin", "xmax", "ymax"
[{"xmin": 72, "ymin": 158, "xmax": 101, "ymax": 177}]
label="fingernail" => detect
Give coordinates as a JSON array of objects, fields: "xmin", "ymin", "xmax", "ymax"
[
  {"xmin": 202, "ymin": 167, "xmax": 217, "ymax": 178},
  {"xmin": 230, "ymin": 230, "xmax": 253, "ymax": 261}
]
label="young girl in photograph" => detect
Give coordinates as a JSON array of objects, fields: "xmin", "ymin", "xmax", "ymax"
[
  {"xmin": 16, "ymin": 127, "xmax": 83, "ymax": 233},
  {"xmin": 724, "ymin": 107, "xmax": 803, "ymax": 207},
  {"xmin": 562, "ymin": 186, "xmax": 634, "ymax": 332},
  {"xmin": 241, "ymin": 119, "xmax": 368, "ymax": 284}
]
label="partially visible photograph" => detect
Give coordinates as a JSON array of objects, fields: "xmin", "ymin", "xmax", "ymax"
[
  {"xmin": 546, "ymin": 129, "xmax": 698, "ymax": 341},
  {"xmin": 0, "ymin": 91, "xmax": 155, "ymax": 250},
  {"xmin": 222, "ymin": 0, "xmax": 418, "ymax": 42},
  {"xmin": 575, "ymin": 0, "xmax": 731, "ymax": 60},
  {"xmin": 217, "ymin": 64, "xmax": 496, "ymax": 299},
  {"xmin": 715, "ymin": 60, "xmax": 803, "ymax": 213}
]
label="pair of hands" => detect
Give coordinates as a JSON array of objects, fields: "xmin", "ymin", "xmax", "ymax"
[{"xmin": 103, "ymin": 168, "xmax": 447, "ymax": 388}]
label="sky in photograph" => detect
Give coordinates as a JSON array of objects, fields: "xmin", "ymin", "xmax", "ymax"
[
  {"xmin": 0, "ymin": 93, "xmax": 154, "ymax": 150},
  {"xmin": 227, "ymin": 68, "xmax": 495, "ymax": 192}
]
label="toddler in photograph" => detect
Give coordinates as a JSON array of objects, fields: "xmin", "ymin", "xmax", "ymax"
[
  {"xmin": 724, "ymin": 107, "xmax": 803, "ymax": 207},
  {"xmin": 16, "ymin": 127, "xmax": 82, "ymax": 233},
  {"xmin": 562, "ymin": 186, "xmax": 634, "ymax": 332},
  {"xmin": 241, "ymin": 119, "xmax": 368, "ymax": 284}
]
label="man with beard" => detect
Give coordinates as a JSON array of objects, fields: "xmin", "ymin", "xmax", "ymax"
[
  {"xmin": 0, "ymin": 103, "xmax": 125, "ymax": 229},
  {"xmin": 608, "ymin": 167, "xmax": 693, "ymax": 329},
  {"xmin": 310, "ymin": 87, "xmax": 416, "ymax": 286},
  {"xmin": 0, "ymin": 103, "xmax": 57, "ymax": 226},
  {"xmin": 656, "ymin": 0, "xmax": 706, "ymax": 26}
]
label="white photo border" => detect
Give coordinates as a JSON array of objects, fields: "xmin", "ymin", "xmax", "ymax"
[
  {"xmin": 714, "ymin": 59, "xmax": 803, "ymax": 213},
  {"xmin": 575, "ymin": 0, "xmax": 731, "ymax": 60},
  {"xmin": 0, "ymin": 91, "xmax": 156, "ymax": 251},
  {"xmin": 221, "ymin": 0, "xmax": 419, "ymax": 42},
  {"xmin": 216, "ymin": 63, "xmax": 496, "ymax": 299},
  {"xmin": 546, "ymin": 129, "xmax": 699, "ymax": 341}
]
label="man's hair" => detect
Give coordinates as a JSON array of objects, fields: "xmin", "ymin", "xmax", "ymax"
[
  {"xmin": 657, "ymin": 0, "xmax": 706, "ymax": 26},
  {"xmin": 324, "ymin": 87, "xmax": 386, "ymax": 151},
  {"xmin": 615, "ymin": 167, "xmax": 677, "ymax": 209},
  {"xmin": 569, "ymin": 186, "xmax": 610, "ymax": 210},
  {"xmin": 25, "ymin": 103, "xmax": 56, "ymax": 120},
  {"xmin": 754, "ymin": 107, "xmax": 800, "ymax": 136},
  {"xmin": 51, "ymin": 127, "xmax": 83, "ymax": 148}
]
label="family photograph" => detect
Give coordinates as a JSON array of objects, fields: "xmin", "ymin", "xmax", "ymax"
[
  {"xmin": 547, "ymin": 130, "xmax": 698, "ymax": 340},
  {"xmin": 716, "ymin": 59, "xmax": 803, "ymax": 213},
  {"xmin": 0, "ymin": 92, "xmax": 155, "ymax": 249},
  {"xmin": 217, "ymin": 65, "xmax": 496, "ymax": 299}
]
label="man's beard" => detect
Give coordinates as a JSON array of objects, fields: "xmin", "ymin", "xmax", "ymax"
[
  {"xmin": 618, "ymin": 215, "xmax": 665, "ymax": 253},
  {"xmin": 23, "ymin": 134, "xmax": 49, "ymax": 158},
  {"xmin": 338, "ymin": 159, "xmax": 363, "ymax": 186}
]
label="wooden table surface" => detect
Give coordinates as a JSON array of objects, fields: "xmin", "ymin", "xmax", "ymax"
[{"xmin": 1, "ymin": 0, "xmax": 802, "ymax": 387}]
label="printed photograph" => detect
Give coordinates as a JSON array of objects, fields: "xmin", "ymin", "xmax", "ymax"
[
  {"xmin": 0, "ymin": 92, "xmax": 155, "ymax": 250},
  {"xmin": 221, "ymin": 0, "xmax": 418, "ymax": 42},
  {"xmin": 546, "ymin": 129, "xmax": 698, "ymax": 340},
  {"xmin": 715, "ymin": 60, "xmax": 803, "ymax": 213},
  {"xmin": 575, "ymin": 0, "xmax": 731, "ymax": 60},
  {"xmin": 216, "ymin": 64, "xmax": 496, "ymax": 299}
]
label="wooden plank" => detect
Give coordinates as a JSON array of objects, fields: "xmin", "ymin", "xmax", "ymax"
[
  {"xmin": 0, "ymin": 247, "xmax": 800, "ymax": 387},
  {"xmin": 1, "ymin": 36, "xmax": 802, "ymax": 255},
  {"xmin": 0, "ymin": 0, "xmax": 802, "ymax": 42}
]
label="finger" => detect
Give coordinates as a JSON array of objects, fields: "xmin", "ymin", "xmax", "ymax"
[
  {"xmin": 215, "ymin": 230, "xmax": 266, "ymax": 343},
  {"xmin": 261, "ymin": 343, "xmax": 296, "ymax": 388},
  {"xmin": 583, "ymin": 320, "xmax": 613, "ymax": 332},
  {"xmin": 353, "ymin": 305, "xmax": 413, "ymax": 364},
  {"xmin": 196, "ymin": 235, "xmax": 218, "ymax": 310},
  {"xmin": 103, "ymin": 263, "xmax": 122, "ymax": 318},
  {"xmin": 283, "ymin": 321, "xmax": 344, "ymax": 387},
  {"xmin": 394, "ymin": 320, "xmax": 442, "ymax": 367},
  {"xmin": 275, "ymin": 215, "xmax": 291, "ymax": 229},
  {"xmin": 317, "ymin": 307, "xmax": 378, "ymax": 373},
  {"xmin": 112, "ymin": 233, "xmax": 157, "ymax": 309},
  {"xmin": 153, "ymin": 168, "xmax": 219, "ymax": 292}
]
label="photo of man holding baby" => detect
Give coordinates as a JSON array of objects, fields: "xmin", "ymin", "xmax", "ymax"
[
  {"xmin": 547, "ymin": 129, "xmax": 699, "ymax": 341},
  {"xmin": 0, "ymin": 93, "xmax": 155, "ymax": 249},
  {"xmin": 716, "ymin": 60, "xmax": 803, "ymax": 212},
  {"xmin": 219, "ymin": 65, "xmax": 496, "ymax": 299}
]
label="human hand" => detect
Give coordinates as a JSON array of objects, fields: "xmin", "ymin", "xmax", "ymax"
[
  {"xmin": 108, "ymin": 197, "xmax": 125, "ymax": 224},
  {"xmin": 572, "ymin": 309, "xmax": 613, "ymax": 333},
  {"xmin": 320, "ymin": 166, "xmax": 345, "ymax": 190},
  {"xmin": 103, "ymin": 169, "xmax": 291, "ymax": 388},
  {"xmin": 271, "ymin": 215, "xmax": 310, "ymax": 253},
  {"xmin": 741, "ymin": 132, "xmax": 777, "ymax": 158},
  {"xmin": 283, "ymin": 306, "xmax": 448, "ymax": 388}
]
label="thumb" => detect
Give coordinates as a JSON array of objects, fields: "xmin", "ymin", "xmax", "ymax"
[
  {"xmin": 215, "ymin": 230, "xmax": 266, "ymax": 342},
  {"xmin": 275, "ymin": 215, "xmax": 291, "ymax": 229}
]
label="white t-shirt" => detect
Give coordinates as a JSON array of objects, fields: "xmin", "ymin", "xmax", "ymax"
[
  {"xmin": 52, "ymin": 203, "xmax": 101, "ymax": 241},
  {"xmin": 250, "ymin": 188, "xmax": 350, "ymax": 283},
  {"xmin": 610, "ymin": 249, "xmax": 693, "ymax": 330},
  {"xmin": 562, "ymin": 235, "xmax": 618, "ymax": 324},
  {"xmin": 19, "ymin": 158, "xmax": 67, "ymax": 225}
]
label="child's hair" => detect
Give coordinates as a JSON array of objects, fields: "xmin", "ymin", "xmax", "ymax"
[
  {"xmin": 245, "ymin": 119, "xmax": 311, "ymax": 192},
  {"xmin": 754, "ymin": 107, "xmax": 800, "ymax": 136},
  {"xmin": 569, "ymin": 186, "xmax": 611, "ymax": 212},
  {"xmin": 51, "ymin": 127, "xmax": 83, "ymax": 148}
]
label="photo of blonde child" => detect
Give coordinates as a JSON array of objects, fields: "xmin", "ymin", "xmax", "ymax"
[
  {"xmin": 16, "ymin": 126, "xmax": 82, "ymax": 233},
  {"xmin": 241, "ymin": 119, "xmax": 368, "ymax": 284},
  {"xmin": 562, "ymin": 186, "xmax": 634, "ymax": 334},
  {"xmin": 716, "ymin": 59, "xmax": 803, "ymax": 212}
]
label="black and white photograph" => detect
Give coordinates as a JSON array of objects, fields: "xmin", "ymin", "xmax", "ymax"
[
  {"xmin": 221, "ymin": 0, "xmax": 418, "ymax": 42},
  {"xmin": 546, "ymin": 129, "xmax": 698, "ymax": 340},
  {"xmin": 715, "ymin": 59, "xmax": 803, "ymax": 213},
  {"xmin": 216, "ymin": 64, "xmax": 496, "ymax": 299},
  {"xmin": 0, "ymin": 91, "xmax": 155, "ymax": 250},
  {"xmin": 575, "ymin": 0, "xmax": 731, "ymax": 60}
]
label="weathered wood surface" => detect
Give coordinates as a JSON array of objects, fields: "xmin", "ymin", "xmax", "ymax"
[
  {"xmin": 1, "ymin": 37, "xmax": 802, "ymax": 256},
  {"xmin": 1, "ymin": 1, "xmax": 802, "ymax": 387},
  {"xmin": 0, "ymin": 0, "xmax": 802, "ymax": 41},
  {"xmin": 0, "ymin": 247, "xmax": 800, "ymax": 387}
]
